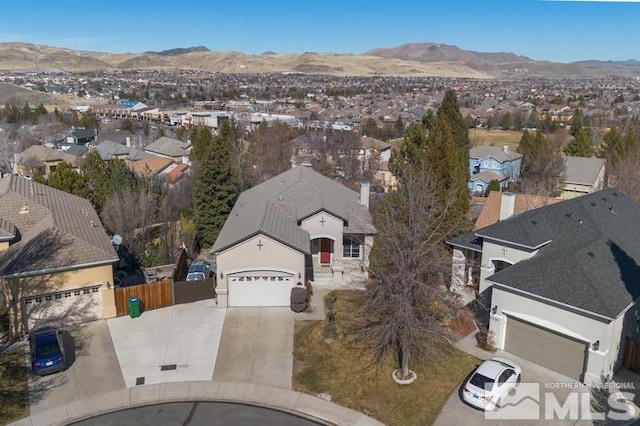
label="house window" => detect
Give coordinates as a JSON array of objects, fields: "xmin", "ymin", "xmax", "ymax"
[
  {"xmin": 343, "ymin": 235, "xmax": 362, "ymax": 258},
  {"xmin": 483, "ymin": 160, "xmax": 489, "ymax": 167},
  {"xmin": 311, "ymin": 239, "xmax": 320, "ymax": 255}
]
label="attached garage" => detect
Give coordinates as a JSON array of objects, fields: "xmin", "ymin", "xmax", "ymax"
[
  {"xmin": 22, "ymin": 285, "xmax": 103, "ymax": 331},
  {"xmin": 227, "ymin": 273, "xmax": 296, "ymax": 307},
  {"xmin": 504, "ymin": 315, "xmax": 588, "ymax": 381}
]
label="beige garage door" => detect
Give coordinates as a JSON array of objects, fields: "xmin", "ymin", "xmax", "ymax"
[{"xmin": 505, "ymin": 316, "xmax": 588, "ymax": 381}]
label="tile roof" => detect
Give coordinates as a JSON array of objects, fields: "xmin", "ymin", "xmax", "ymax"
[
  {"xmin": 478, "ymin": 188, "xmax": 640, "ymax": 318},
  {"xmin": 127, "ymin": 157, "xmax": 174, "ymax": 177},
  {"xmin": 474, "ymin": 192, "xmax": 563, "ymax": 230},
  {"xmin": 470, "ymin": 145, "xmax": 523, "ymax": 163},
  {"xmin": 0, "ymin": 175, "xmax": 118, "ymax": 278},
  {"xmin": 563, "ymin": 156, "xmax": 606, "ymax": 186},
  {"xmin": 163, "ymin": 163, "xmax": 189, "ymax": 185},
  {"xmin": 211, "ymin": 166, "xmax": 376, "ymax": 254}
]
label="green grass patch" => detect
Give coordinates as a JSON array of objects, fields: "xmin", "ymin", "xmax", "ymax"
[
  {"xmin": 0, "ymin": 351, "xmax": 29, "ymax": 425},
  {"xmin": 293, "ymin": 290, "xmax": 480, "ymax": 426}
]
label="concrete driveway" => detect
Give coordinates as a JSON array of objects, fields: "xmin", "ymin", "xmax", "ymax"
[
  {"xmin": 28, "ymin": 320, "xmax": 125, "ymax": 414},
  {"xmin": 213, "ymin": 307, "xmax": 293, "ymax": 389},
  {"xmin": 107, "ymin": 299, "xmax": 225, "ymax": 388},
  {"xmin": 434, "ymin": 334, "xmax": 624, "ymax": 425}
]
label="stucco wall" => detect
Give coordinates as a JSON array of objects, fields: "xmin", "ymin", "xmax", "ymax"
[
  {"xmin": 479, "ymin": 240, "xmax": 539, "ymax": 293},
  {"xmin": 215, "ymin": 233, "xmax": 305, "ymax": 307},
  {"xmin": 490, "ymin": 286, "xmax": 616, "ymax": 383},
  {"xmin": 301, "ymin": 212, "xmax": 343, "ymax": 263}
]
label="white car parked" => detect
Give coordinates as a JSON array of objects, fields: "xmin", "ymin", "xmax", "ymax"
[{"xmin": 461, "ymin": 357, "xmax": 522, "ymax": 411}]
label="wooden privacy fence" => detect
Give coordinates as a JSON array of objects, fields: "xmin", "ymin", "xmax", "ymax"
[
  {"xmin": 114, "ymin": 277, "xmax": 217, "ymax": 317},
  {"xmin": 114, "ymin": 279, "xmax": 173, "ymax": 317},
  {"xmin": 623, "ymin": 337, "xmax": 640, "ymax": 374},
  {"xmin": 174, "ymin": 278, "xmax": 216, "ymax": 305}
]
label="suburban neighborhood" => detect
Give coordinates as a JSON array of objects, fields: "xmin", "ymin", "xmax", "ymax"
[{"xmin": 1, "ymin": 15, "xmax": 640, "ymax": 425}]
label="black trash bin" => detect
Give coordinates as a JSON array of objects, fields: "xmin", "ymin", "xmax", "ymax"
[{"xmin": 290, "ymin": 286, "xmax": 308, "ymax": 313}]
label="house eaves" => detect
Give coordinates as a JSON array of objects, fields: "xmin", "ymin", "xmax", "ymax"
[{"xmin": 1, "ymin": 258, "xmax": 118, "ymax": 280}]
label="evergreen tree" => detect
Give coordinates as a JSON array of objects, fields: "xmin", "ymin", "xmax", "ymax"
[
  {"xmin": 191, "ymin": 122, "xmax": 240, "ymax": 247},
  {"xmin": 569, "ymin": 109, "xmax": 584, "ymax": 137},
  {"xmin": 422, "ymin": 109, "xmax": 435, "ymax": 131},
  {"xmin": 600, "ymin": 127, "xmax": 624, "ymax": 166},
  {"xmin": 526, "ymin": 108, "xmax": 538, "ymax": 129},
  {"xmin": 500, "ymin": 111, "xmax": 512, "ymax": 130},
  {"xmin": 388, "ymin": 123, "xmax": 428, "ymax": 179},
  {"xmin": 564, "ymin": 127, "xmax": 594, "ymax": 157},
  {"xmin": 48, "ymin": 161, "xmax": 88, "ymax": 198},
  {"xmin": 486, "ymin": 179, "xmax": 501, "ymax": 195}
]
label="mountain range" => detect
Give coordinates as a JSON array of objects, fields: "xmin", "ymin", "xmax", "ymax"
[{"xmin": 0, "ymin": 42, "xmax": 638, "ymax": 79}]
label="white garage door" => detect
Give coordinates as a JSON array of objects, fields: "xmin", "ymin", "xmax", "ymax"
[
  {"xmin": 228, "ymin": 274, "xmax": 296, "ymax": 307},
  {"xmin": 504, "ymin": 315, "xmax": 588, "ymax": 381},
  {"xmin": 23, "ymin": 285, "xmax": 103, "ymax": 331}
]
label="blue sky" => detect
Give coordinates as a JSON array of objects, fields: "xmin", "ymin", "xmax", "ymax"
[{"xmin": 1, "ymin": 0, "xmax": 638, "ymax": 62}]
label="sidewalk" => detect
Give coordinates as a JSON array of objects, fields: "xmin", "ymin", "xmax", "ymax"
[{"xmin": 10, "ymin": 381, "xmax": 385, "ymax": 426}]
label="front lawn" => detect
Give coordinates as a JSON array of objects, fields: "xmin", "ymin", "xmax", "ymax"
[
  {"xmin": 0, "ymin": 351, "xmax": 29, "ymax": 425},
  {"xmin": 293, "ymin": 290, "xmax": 479, "ymax": 426}
]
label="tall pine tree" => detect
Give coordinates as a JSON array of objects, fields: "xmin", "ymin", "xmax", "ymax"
[{"xmin": 191, "ymin": 122, "xmax": 241, "ymax": 247}]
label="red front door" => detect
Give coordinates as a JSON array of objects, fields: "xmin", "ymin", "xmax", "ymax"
[{"xmin": 320, "ymin": 238, "xmax": 331, "ymax": 264}]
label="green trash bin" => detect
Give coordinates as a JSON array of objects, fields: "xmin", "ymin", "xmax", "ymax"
[{"xmin": 129, "ymin": 297, "xmax": 140, "ymax": 318}]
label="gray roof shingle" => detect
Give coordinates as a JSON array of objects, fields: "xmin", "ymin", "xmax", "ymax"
[
  {"xmin": 563, "ymin": 156, "xmax": 606, "ymax": 185},
  {"xmin": 145, "ymin": 137, "xmax": 191, "ymax": 158},
  {"xmin": 470, "ymin": 145, "xmax": 522, "ymax": 163},
  {"xmin": 0, "ymin": 175, "xmax": 118, "ymax": 277},
  {"xmin": 481, "ymin": 188, "xmax": 640, "ymax": 318},
  {"xmin": 211, "ymin": 167, "xmax": 376, "ymax": 254}
]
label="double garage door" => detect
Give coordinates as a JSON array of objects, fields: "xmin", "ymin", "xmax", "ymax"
[
  {"xmin": 505, "ymin": 316, "xmax": 588, "ymax": 381},
  {"xmin": 228, "ymin": 273, "xmax": 295, "ymax": 307},
  {"xmin": 22, "ymin": 285, "xmax": 103, "ymax": 331}
]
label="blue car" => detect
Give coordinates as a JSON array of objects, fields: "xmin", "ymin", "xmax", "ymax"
[{"xmin": 29, "ymin": 327, "xmax": 66, "ymax": 375}]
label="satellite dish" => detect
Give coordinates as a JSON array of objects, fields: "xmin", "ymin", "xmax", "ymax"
[{"xmin": 112, "ymin": 234, "xmax": 123, "ymax": 246}]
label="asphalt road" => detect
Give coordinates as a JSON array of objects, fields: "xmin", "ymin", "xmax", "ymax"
[{"xmin": 71, "ymin": 402, "xmax": 324, "ymax": 426}]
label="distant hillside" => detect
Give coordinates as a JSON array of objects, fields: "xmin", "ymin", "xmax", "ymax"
[
  {"xmin": 365, "ymin": 42, "xmax": 532, "ymax": 64},
  {"xmin": 0, "ymin": 82, "xmax": 82, "ymax": 109},
  {"xmin": 0, "ymin": 42, "xmax": 637, "ymax": 79},
  {"xmin": 145, "ymin": 46, "xmax": 211, "ymax": 56}
]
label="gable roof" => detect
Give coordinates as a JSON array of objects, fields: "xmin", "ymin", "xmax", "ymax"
[
  {"xmin": 211, "ymin": 166, "xmax": 376, "ymax": 254},
  {"xmin": 563, "ymin": 156, "xmax": 606, "ymax": 186},
  {"xmin": 480, "ymin": 188, "xmax": 640, "ymax": 319},
  {"xmin": 470, "ymin": 145, "xmax": 522, "ymax": 163},
  {"xmin": 145, "ymin": 137, "xmax": 190, "ymax": 158},
  {"xmin": 16, "ymin": 145, "xmax": 83, "ymax": 168},
  {"xmin": 0, "ymin": 175, "xmax": 118, "ymax": 278},
  {"xmin": 469, "ymin": 170, "xmax": 506, "ymax": 184},
  {"xmin": 474, "ymin": 192, "xmax": 563, "ymax": 230},
  {"xmin": 95, "ymin": 130, "xmax": 133, "ymax": 145},
  {"xmin": 127, "ymin": 157, "xmax": 174, "ymax": 177}
]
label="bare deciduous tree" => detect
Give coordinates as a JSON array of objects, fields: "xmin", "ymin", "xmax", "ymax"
[{"xmin": 353, "ymin": 166, "xmax": 461, "ymax": 381}]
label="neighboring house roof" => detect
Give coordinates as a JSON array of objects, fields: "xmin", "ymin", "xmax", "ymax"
[
  {"xmin": 145, "ymin": 137, "xmax": 190, "ymax": 158},
  {"xmin": 69, "ymin": 128, "xmax": 96, "ymax": 140},
  {"xmin": 478, "ymin": 188, "xmax": 640, "ymax": 319},
  {"xmin": 360, "ymin": 136, "xmax": 390, "ymax": 151},
  {"xmin": 0, "ymin": 174, "xmax": 118, "ymax": 278},
  {"xmin": 563, "ymin": 156, "xmax": 606, "ymax": 186},
  {"xmin": 163, "ymin": 163, "xmax": 189, "ymax": 185},
  {"xmin": 474, "ymin": 192, "xmax": 563, "ymax": 230},
  {"xmin": 470, "ymin": 145, "xmax": 522, "ymax": 162},
  {"xmin": 95, "ymin": 130, "xmax": 133, "ymax": 145},
  {"xmin": 211, "ymin": 166, "xmax": 376, "ymax": 254},
  {"xmin": 127, "ymin": 157, "xmax": 174, "ymax": 177},
  {"xmin": 96, "ymin": 142, "xmax": 152, "ymax": 161},
  {"xmin": 61, "ymin": 144, "xmax": 88, "ymax": 157},
  {"xmin": 469, "ymin": 170, "xmax": 507, "ymax": 184},
  {"xmin": 16, "ymin": 145, "xmax": 83, "ymax": 168},
  {"xmin": 0, "ymin": 217, "xmax": 16, "ymax": 240}
]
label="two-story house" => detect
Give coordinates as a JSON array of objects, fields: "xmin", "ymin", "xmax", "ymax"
[{"xmin": 468, "ymin": 145, "xmax": 523, "ymax": 195}]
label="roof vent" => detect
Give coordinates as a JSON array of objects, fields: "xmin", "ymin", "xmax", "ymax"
[
  {"xmin": 577, "ymin": 219, "xmax": 583, "ymax": 226},
  {"xmin": 609, "ymin": 205, "xmax": 616, "ymax": 214},
  {"xmin": 19, "ymin": 203, "xmax": 29, "ymax": 214},
  {"xmin": 587, "ymin": 252, "xmax": 595, "ymax": 258},
  {"xmin": 277, "ymin": 194, "xmax": 285, "ymax": 201},
  {"xmin": 90, "ymin": 220, "xmax": 97, "ymax": 227}
]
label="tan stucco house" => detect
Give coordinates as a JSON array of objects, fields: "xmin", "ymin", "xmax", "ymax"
[
  {"xmin": 0, "ymin": 175, "xmax": 118, "ymax": 335},
  {"xmin": 209, "ymin": 166, "xmax": 376, "ymax": 307},
  {"xmin": 449, "ymin": 188, "xmax": 640, "ymax": 384}
]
